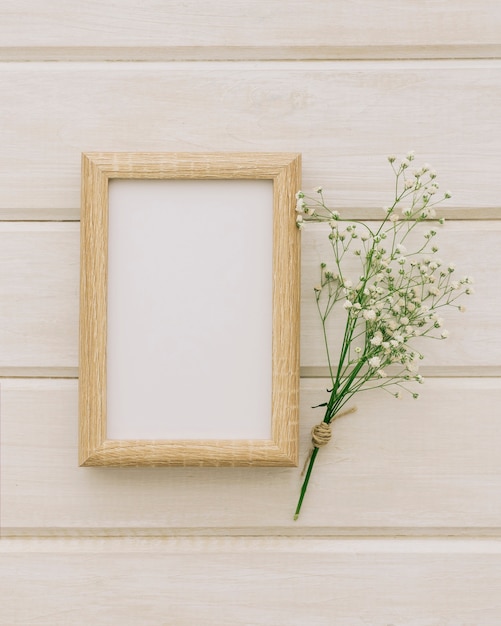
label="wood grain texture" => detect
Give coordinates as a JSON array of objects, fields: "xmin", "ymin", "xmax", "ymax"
[
  {"xmin": 0, "ymin": 221, "xmax": 496, "ymax": 374},
  {"xmin": 0, "ymin": 1, "xmax": 500, "ymax": 618},
  {"xmin": 3, "ymin": 378, "xmax": 501, "ymax": 533},
  {"xmin": 1, "ymin": 62, "xmax": 501, "ymax": 219},
  {"xmin": 1, "ymin": 0, "xmax": 501, "ymax": 60},
  {"xmin": 0, "ymin": 223, "xmax": 79, "ymax": 372},
  {"xmin": 79, "ymin": 153, "xmax": 300, "ymax": 466},
  {"xmin": 2, "ymin": 537, "xmax": 501, "ymax": 625}
]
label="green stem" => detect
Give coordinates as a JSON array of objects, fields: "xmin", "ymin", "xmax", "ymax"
[{"xmin": 294, "ymin": 447, "xmax": 320, "ymax": 520}]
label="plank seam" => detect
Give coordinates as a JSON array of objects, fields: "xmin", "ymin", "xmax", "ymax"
[{"xmin": 2, "ymin": 45, "xmax": 501, "ymax": 63}]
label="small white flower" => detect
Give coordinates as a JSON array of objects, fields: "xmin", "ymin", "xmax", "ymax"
[
  {"xmin": 441, "ymin": 330, "xmax": 449, "ymax": 339},
  {"xmin": 368, "ymin": 356, "xmax": 381, "ymax": 368},
  {"xmin": 459, "ymin": 305, "xmax": 466, "ymax": 312},
  {"xmin": 296, "ymin": 198, "xmax": 305, "ymax": 212},
  {"xmin": 400, "ymin": 316, "xmax": 409, "ymax": 325},
  {"xmin": 295, "ymin": 191, "xmax": 304, "ymax": 200},
  {"xmin": 377, "ymin": 369, "xmax": 387, "ymax": 378},
  {"xmin": 363, "ymin": 309, "xmax": 377, "ymax": 321},
  {"xmin": 343, "ymin": 279, "xmax": 353, "ymax": 288},
  {"xmin": 355, "ymin": 346, "xmax": 362, "ymax": 353},
  {"xmin": 393, "ymin": 333, "xmax": 404, "ymax": 343},
  {"xmin": 343, "ymin": 300, "xmax": 353, "ymax": 310},
  {"xmin": 404, "ymin": 178, "xmax": 414, "ymax": 189},
  {"xmin": 315, "ymin": 186, "xmax": 323, "ymax": 193},
  {"xmin": 390, "ymin": 214, "xmax": 400, "ymax": 222},
  {"xmin": 370, "ymin": 331, "xmax": 383, "ymax": 346},
  {"xmin": 388, "ymin": 320, "xmax": 398, "ymax": 331}
]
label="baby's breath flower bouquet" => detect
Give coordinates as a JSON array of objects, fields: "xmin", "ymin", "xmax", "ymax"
[{"xmin": 294, "ymin": 152, "xmax": 473, "ymax": 520}]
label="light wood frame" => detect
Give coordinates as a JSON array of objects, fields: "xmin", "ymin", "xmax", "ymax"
[{"xmin": 79, "ymin": 152, "xmax": 301, "ymax": 467}]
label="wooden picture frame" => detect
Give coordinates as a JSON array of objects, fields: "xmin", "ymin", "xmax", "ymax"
[{"xmin": 79, "ymin": 152, "xmax": 301, "ymax": 467}]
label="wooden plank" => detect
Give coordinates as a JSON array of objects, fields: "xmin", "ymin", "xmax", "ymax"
[
  {"xmin": 2, "ymin": 537, "xmax": 501, "ymax": 625},
  {"xmin": 0, "ymin": 223, "xmax": 79, "ymax": 372},
  {"xmin": 0, "ymin": 61, "xmax": 501, "ymax": 219},
  {"xmin": 2, "ymin": 378, "xmax": 501, "ymax": 533},
  {"xmin": 0, "ymin": 0, "xmax": 500, "ymax": 60},
  {"xmin": 0, "ymin": 221, "xmax": 495, "ymax": 373}
]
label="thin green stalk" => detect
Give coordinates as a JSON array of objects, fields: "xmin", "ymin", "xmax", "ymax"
[
  {"xmin": 293, "ymin": 359, "xmax": 367, "ymax": 520},
  {"xmin": 294, "ymin": 447, "xmax": 320, "ymax": 520}
]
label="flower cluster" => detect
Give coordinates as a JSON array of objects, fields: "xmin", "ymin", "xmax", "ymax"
[{"xmin": 293, "ymin": 152, "xmax": 473, "ymax": 519}]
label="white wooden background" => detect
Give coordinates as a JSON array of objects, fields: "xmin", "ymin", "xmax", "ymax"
[{"xmin": 1, "ymin": 2, "xmax": 501, "ymax": 624}]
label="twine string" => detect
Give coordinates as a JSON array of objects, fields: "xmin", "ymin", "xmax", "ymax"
[
  {"xmin": 311, "ymin": 421, "xmax": 332, "ymax": 447},
  {"xmin": 301, "ymin": 406, "xmax": 357, "ymax": 476}
]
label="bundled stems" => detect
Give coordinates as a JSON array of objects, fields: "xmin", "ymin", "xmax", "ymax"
[{"xmin": 293, "ymin": 152, "xmax": 473, "ymax": 520}]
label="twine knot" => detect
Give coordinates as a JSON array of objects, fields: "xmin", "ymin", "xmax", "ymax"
[
  {"xmin": 311, "ymin": 422, "xmax": 332, "ymax": 447},
  {"xmin": 300, "ymin": 406, "xmax": 357, "ymax": 477}
]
